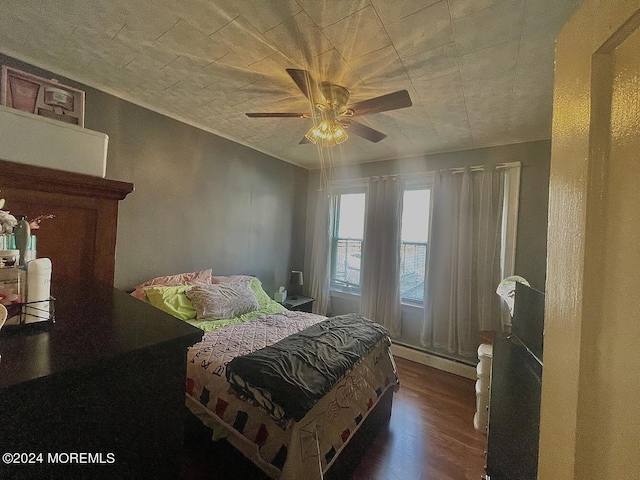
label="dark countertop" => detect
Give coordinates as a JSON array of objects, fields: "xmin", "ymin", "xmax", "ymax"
[{"xmin": 0, "ymin": 282, "xmax": 202, "ymax": 389}]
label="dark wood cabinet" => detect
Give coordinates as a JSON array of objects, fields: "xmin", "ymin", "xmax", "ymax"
[
  {"xmin": 0, "ymin": 158, "xmax": 203, "ymax": 478},
  {"xmin": 485, "ymin": 336, "xmax": 542, "ymax": 480},
  {"xmin": 485, "ymin": 285, "xmax": 544, "ymax": 480},
  {"xmin": 0, "ymin": 284, "xmax": 202, "ymax": 479}
]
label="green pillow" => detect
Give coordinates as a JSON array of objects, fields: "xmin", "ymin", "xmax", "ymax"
[{"xmin": 144, "ymin": 285, "xmax": 196, "ymax": 320}]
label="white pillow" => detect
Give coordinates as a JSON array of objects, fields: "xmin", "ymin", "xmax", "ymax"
[{"xmin": 185, "ymin": 282, "xmax": 259, "ymax": 319}]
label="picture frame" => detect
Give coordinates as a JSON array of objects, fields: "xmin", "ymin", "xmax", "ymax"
[{"xmin": 1, "ymin": 65, "xmax": 85, "ymax": 127}]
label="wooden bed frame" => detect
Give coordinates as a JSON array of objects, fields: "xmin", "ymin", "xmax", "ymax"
[{"xmin": 184, "ymin": 387, "xmax": 394, "ymax": 480}]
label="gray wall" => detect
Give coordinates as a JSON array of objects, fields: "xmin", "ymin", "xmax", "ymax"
[
  {"xmin": 0, "ymin": 55, "xmax": 308, "ymax": 295},
  {"xmin": 304, "ymin": 140, "xmax": 551, "ymax": 351}
]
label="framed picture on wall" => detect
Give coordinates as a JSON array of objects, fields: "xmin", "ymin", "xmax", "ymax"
[{"xmin": 1, "ymin": 65, "xmax": 85, "ymax": 127}]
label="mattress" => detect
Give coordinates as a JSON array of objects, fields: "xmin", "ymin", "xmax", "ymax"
[{"xmin": 185, "ymin": 310, "xmax": 399, "ymax": 480}]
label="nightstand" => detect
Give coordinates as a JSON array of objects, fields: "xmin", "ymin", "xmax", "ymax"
[{"xmin": 281, "ymin": 296, "xmax": 315, "ymax": 313}]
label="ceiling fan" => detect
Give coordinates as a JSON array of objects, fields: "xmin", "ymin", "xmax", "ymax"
[{"xmin": 246, "ymin": 69, "xmax": 412, "ymax": 146}]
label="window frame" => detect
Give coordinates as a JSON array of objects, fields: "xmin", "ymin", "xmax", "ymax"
[
  {"xmin": 329, "ymin": 183, "xmax": 368, "ymax": 295},
  {"xmin": 400, "ymin": 176, "xmax": 434, "ymax": 306},
  {"xmin": 324, "ymin": 167, "xmax": 520, "ymax": 314}
]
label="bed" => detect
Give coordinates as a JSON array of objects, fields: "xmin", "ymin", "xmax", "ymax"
[{"xmin": 132, "ymin": 272, "xmax": 399, "ymax": 480}]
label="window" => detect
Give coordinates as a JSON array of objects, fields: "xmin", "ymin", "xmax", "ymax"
[
  {"xmin": 331, "ymin": 192, "xmax": 366, "ymax": 291},
  {"xmin": 400, "ymin": 188, "xmax": 431, "ymax": 303}
]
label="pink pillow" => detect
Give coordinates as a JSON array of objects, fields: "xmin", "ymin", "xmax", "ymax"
[
  {"xmin": 210, "ymin": 274, "xmax": 254, "ymax": 285},
  {"xmin": 131, "ymin": 269, "xmax": 212, "ymax": 300}
]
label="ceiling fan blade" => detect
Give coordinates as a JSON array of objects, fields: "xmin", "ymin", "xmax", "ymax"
[
  {"xmin": 286, "ymin": 68, "xmax": 319, "ymax": 102},
  {"xmin": 299, "ymin": 136, "xmax": 312, "ymax": 145},
  {"xmin": 246, "ymin": 112, "xmax": 309, "ymax": 118},
  {"xmin": 345, "ymin": 120, "xmax": 387, "ymax": 143},
  {"xmin": 348, "ymin": 90, "xmax": 412, "ymax": 117}
]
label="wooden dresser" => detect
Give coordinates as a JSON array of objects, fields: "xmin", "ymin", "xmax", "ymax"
[
  {"xmin": 0, "ymin": 159, "xmax": 203, "ymax": 478},
  {"xmin": 0, "ymin": 158, "xmax": 134, "ymax": 285}
]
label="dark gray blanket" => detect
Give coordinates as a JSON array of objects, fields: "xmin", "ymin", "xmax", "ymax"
[{"xmin": 226, "ymin": 313, "xmax": 389, "ymax": 422}]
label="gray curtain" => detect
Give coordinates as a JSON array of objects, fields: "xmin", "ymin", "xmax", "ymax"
[
  {"xmin": 421, "ymin": 167, "xmax": 504, "ymax": 357},
  {"xmin": 360, "ymin": 176, "xmax": 404, "ymax": 337}
]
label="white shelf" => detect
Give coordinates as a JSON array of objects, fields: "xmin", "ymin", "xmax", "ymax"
[{"xmin": 0, "ymin": 105, "xmax": 107, "ymax": 177}]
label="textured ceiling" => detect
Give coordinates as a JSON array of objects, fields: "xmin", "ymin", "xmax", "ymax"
[{"xmin": 0, "ymin": 0, "xmax": 582, "ymax": 169}]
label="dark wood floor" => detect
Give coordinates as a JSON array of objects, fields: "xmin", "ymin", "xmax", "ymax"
[{"xmin": 182, "ymin": 356, "xmax": 486, "ymax": 480}]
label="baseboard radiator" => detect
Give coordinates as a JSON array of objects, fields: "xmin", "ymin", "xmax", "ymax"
[{"xmin": 390, "ymin": 343, "xmax": 476, "ymax": 380}]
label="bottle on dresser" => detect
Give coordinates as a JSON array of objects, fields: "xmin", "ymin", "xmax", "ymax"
[
  {"xmin": 0, "ymin": 250, "xmax": 26, "ymax": 325},
  {"xmin": 13, "ymin": 215, "xmax": 30, "ymax": 267},
  {"xmin": 25, "ymin": 258, "xmax": 52, "ymax": 323}
]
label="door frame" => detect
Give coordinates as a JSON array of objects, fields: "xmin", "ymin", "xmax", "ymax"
[{"xmin": 540, "ymin": 1, "xmax": 640, "ymax": 478}]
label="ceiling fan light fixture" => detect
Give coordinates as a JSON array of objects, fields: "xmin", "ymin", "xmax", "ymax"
[
  {"xmin": 333, "ymin": 124, "xmax": 348, "ymax": 144},
  {"xmin": 305, "ymin": 120, "xmax": 348, "ymax": 147},
  {"xmin": 319, "ymin": 120, "xmax": 331, "ymax": 133},
  {"xmin": 247, "ymin": 69, "xmax": 413, "ymax": 147},
  {"xmin": 305, "ymin": 124, "xmax": 322, "ymax": 144}
]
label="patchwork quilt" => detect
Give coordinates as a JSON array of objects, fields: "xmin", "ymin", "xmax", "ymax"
[{"xmin": 185, "ymin": 311, "xmax": 399, "ymax": 480}]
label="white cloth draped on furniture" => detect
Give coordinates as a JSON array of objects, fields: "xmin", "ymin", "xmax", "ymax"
[
  {"xmin": 308, "ymin": 189, "xmax": 333, "ymax": 315},
  {"xmin": 421, "ymin": 167, "xmax": 504, "ymax": 357},
  {"xmin": 360, "ymin": 175, "xmax": 404, "ymax": 337}
]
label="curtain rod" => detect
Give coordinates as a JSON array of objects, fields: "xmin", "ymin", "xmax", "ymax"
[
  {"xmin": 328, "ymin": 171, "xmax": 433, "ymax": 187},
  {"xmin": 325, "ymin": 162, "xmax": 521, "ymax": 188},
  {"xmin": 442, "ymin": 161, "xmax": 521, "ymax": 174}
]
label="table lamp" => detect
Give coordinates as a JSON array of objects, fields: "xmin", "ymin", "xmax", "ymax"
[{"xmin": 289, "ymin": 271, "xmax": 303, "ymax": 300}]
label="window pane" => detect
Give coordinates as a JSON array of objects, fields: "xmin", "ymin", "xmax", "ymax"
[
  {"xmin": 400, "ymin": 189, "xmax": 430, "ymax": 303},
  {"xmin": 337, "ymin": 194, "xmax": 365, "ymax": 239},
  {"xmin": 332, "ymin": 193, "xmax": 365, "ymax": 288},
  {"xmin": 333, "ymin": 239, "xmax": 362, "ymax": 287},
  {"xmin": 401, "ymin": 190, "xmax": 430, "ymax": 242}
]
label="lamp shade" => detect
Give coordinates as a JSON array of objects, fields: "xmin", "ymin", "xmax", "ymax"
[{"xmin": 289, "ymin": 271, "xmax": 303, "ymax": 286}]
